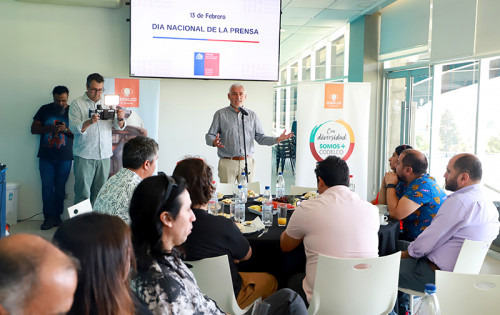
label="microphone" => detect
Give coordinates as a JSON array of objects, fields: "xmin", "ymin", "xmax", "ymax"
[{"xmin": 239, "ymin": 107, "xmax": 249, "ymax": 116}]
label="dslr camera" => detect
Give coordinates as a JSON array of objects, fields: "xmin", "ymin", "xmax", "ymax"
[{"xmin": 89, "ymin": 105, "xmax": 116, "ymax": 120}]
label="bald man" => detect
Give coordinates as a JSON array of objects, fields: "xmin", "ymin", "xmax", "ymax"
[
  {"xmin": 0, "ymin": 234, "xmax": 78, "ymax": 315},
  {"xmin": 383, "ymin": 149, "xmax": 447, "ymax": 240},
  {"xmin": 398, "ymin": 153, "xmax": 500, "ymax": 292}
]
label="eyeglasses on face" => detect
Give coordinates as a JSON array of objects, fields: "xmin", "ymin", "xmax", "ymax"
[{"xmin": 89, "ymin": 88, "xmax": 105, "ymax": 93}]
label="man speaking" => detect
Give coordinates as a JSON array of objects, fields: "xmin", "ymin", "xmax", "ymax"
[{"xmin": 205, "ymin": 83, "xmax": 293, "ymax": 184}]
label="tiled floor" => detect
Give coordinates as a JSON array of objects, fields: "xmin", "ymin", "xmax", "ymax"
[{"xmin": 9, "ymin": 220, "xmax": 500, "ymax": 276}]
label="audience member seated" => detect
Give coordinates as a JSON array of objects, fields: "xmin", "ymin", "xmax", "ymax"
[
  {"xmin": 372, "ymin": 144, "xmax": 412, "ymax": 205},
  {"xmin": 129, "ymin": 174, "xmax": 308, "ymax": 315},
  {"xmin": 0, "ymin": 234, "xmax": 78, "ymax": 315},
  {"xmin": 280, "ymin": 155, "xmax": 379, "ymax": 305},
  {"xmin": 383, "ymin": 149, "xmax": 447, "ymax": 241},
  {"xmin": 94, "ymin": 136, "xmax": 158, "ymax": 224},
  {"xmin": 399, "ymin": 153, "xmax": 500, "ymax": 291},
  {"xmin": 53, "ymin": 212, "xmax": 152, "ymax": 315},
  {"xmin": 173, "ymin": 157, "xmax": 278, "ymax": 309}
]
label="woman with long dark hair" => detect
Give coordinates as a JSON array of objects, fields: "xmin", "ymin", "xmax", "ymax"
[
  {"xmin": 52, "ymin": 212, "xmax": 151, "ymax": 315},
  {"xmin": 173, "ymin": 157, "xmax": 277, "ymax": 309}
]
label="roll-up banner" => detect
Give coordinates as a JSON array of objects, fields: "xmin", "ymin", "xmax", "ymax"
[
  {"xmin": 295, "ymin": 82, "xmax": 371, "ymax": 199},
  {"xmin": 104, "ymin": 78, "xmax": 160, "ymax": 176}
]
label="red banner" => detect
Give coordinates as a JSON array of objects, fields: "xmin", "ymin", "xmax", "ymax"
[
  {"xmin": 115, "ymin": 78, "xmax": 140, "ymax": 107},
  {"xmin": 324, "ymin": 84, "xmax": 344, "ymax": 109}
]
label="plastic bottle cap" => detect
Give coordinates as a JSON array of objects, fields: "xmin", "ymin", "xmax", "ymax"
[
  {"xmin": 242, "ymin": 172, "xmax": 245, "ymax": 175},
  {"xmin": 350, "ymin": 175, "xmax": 353, "ymax": 178},
  {"xmin": 424, "ymin": 283, "xmax": 436, "ymax": 292},
  {"xmin": 212, "ymin": 181, "xmax": 216, "ymax": 184},
  {"xmin": 279, "ymin": 172, "xmax": 282, "ymax": 175},
  {"xmin": 265, "ymin": 186, "xmax": 270, "ymax": 189},
  {"xmin": 238, "ymin": 185, "xmax": 243, "ymax": 188}
]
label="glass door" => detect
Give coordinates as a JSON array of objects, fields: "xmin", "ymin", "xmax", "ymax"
[{"xmin": 383, "ymin": 68, "xmax": 432, "ymax": 172}]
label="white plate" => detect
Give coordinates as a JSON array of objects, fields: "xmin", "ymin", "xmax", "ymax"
[
  {"xmin": 380, "ymin": 221, "xmax": 388, "ymax": 226},
  {"xmin": 242, "ymin": 225, "xmax": 263, "ymax": 234}
]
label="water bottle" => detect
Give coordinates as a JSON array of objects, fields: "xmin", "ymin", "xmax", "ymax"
[
  {"xmin": 262, "ymin": 186, "xmax": 272, "ymax": 205},
  {"xmin": 235, "ymin": 184, "xmax": 246, "ymax": 223},
  {"xmin": 276, "ymin": 172, "xmax": 285, "ymax": 198},
  {"xmin": 349, "ymin": 174, "xmax": 356, "ymax": 192},
  {"xmin": 211, "ymin": 180, "xmax": 218, "ymax": 199},
  {"xmin": 415, "ymin": 283, "xmax": 440, "ymax": 315},
  {"xmin": 239, "ymin": 172, "xmax": 248, "ymax": 203}
]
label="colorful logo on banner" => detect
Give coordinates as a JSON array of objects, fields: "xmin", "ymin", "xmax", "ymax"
[
  {"xmin": 309, "ymin": 119, "xmax": 355, "ymax": 162},
  {"xmin": 115, "ymin": 78, "xmax": 140, "ymax": 107},
  {"xmin": 324, "ymin": 84, "xmax": 344, "ymax": 109},
  {"xmin": 194, "ymin": 52, "xmax": 220, "ymax": 76}
]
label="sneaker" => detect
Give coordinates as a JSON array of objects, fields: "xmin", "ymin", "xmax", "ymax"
[{"xmin": 40, "ymin": 217, "xmax": 62, "ymax": 230}]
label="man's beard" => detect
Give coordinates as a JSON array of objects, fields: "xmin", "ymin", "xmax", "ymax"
[
  {"xmin": 52, "ymin": 103, "xmax": 65, "ymax": 115},
  {"xmin": 445, "ymin": 177, "xmax": 458, "ymax": 192}
]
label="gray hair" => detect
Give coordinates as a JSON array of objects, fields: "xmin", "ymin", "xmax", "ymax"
[{"xmin": 228, "ymin": 83, "xmax": 245, "ymax": 94}]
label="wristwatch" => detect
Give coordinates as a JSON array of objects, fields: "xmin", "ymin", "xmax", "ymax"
[{"xmin": 386, "ymin": 184, "xmax": 397, "ymax": 189}]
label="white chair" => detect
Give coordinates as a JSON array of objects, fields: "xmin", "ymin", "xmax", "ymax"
[
  {"xmin": 399, "ymin": 239, "xmax": 492, "ymax": 313},
  {"xmin": 247, "ymin": 181, "xmax": 261, "ymax": 195},
  {"xmin": 66, "ymin": 199, "xmax": 92, "ymax": 218},
  {"xmin": 308, "ymin": 251, "xmax": 401, "ymax": 315},
  {"xmin": 217, "ymin": 183, "xmax": 234, "ymax": 196},
  {"xmin": 290, "ymin": 185, "xmax": 316, "ymax": 195},
  {"xmin": 185, "ymin": 255, "xmax": 253, "ymax": 315},
  {"xmin": 436, "ymin": 271, "xmax": 500, "ymax": 315}
]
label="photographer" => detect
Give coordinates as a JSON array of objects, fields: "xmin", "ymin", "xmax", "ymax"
[
  {"xmin": 31, "ymin": 86, "xmax": 74, "ymax": 230},
  {"xmin": 69, "ymin": 73, "xmax": 126, "ymax": 205}
]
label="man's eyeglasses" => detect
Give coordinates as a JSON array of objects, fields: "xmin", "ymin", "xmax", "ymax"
[{"xmin": 89, "ymin": 88, "xmax": 105, "ymax": 93}]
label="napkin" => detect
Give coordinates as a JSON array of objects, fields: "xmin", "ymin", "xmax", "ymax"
[{"xmin": 250, "ymin": 217, "xmax": 265, "ymax": 230}]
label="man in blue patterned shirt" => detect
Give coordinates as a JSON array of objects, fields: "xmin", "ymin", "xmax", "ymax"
[
  {"xmin": 94, "ymin": 136, "xmax": 158, "ymax": 224},
  {"xmin": 384, "ymin": 149, "xmax": 447, "ymax": 240}
]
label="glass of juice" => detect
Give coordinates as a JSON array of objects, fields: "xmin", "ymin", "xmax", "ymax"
[{"xmin": 277, "ymin": 203, "xmax": 287, "ymax": 226}]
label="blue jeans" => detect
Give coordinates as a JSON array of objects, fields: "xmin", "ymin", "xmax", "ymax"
[{"xmin": 39, "ymin": 158, "xmax": 72, "ymax": 218}]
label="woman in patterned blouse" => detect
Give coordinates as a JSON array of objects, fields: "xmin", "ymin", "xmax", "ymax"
[{"xmin": 129, "ymin": 174, "xmax": 226, "ymax": 314}]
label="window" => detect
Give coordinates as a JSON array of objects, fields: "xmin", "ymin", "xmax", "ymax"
[
  {"xmin": 290, "ymin": 62, "xmax": 299, "ymax": 84},
  {"xmin": 315, "ymin": 47, "xmax": 326, "ymax": 80},
  {"xmin": 330, "ymin": 36, "xmax": 345, "ymax": 79},
  {"xmin": 302, "ymin": 55, "xmax": 311, "ymax": 82}
]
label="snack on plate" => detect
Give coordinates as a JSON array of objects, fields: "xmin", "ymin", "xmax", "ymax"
[
  {"xmin": 304, "ymin": 191, "xmax": 318, "ymax": 200},
  {"xmin": 235, "ymin": 222, "xmax": 244, "ymax": 232},
  {"xmin": 217, "ymin": 192, "xmax": 224, "ymax": 199},
  {"xmin": 249, "ymin": 205, "xmax": 262, "ymax": 212},
  {"xmin": 221, "ymin": 199, "xmax": 233, "ymax": 204},
  {"xmin": 247, "ymin": 190, "xmax": 257, "ymax": 198},
  {"xmin": 255, "ymin": 196, "xmax": 264, "ymax": 202}
]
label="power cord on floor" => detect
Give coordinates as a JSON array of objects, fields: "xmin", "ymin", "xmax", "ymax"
[{"xmin": 17, "ymin": 212, "xmax": 43, "ymax": 222}]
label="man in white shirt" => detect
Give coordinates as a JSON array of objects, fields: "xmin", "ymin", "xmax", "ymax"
[
  {"xmin": 280, "ymin": 155, "xmax": 379, "ymax": 305},
  {"xmin": 94, "ymin": 136, "xmax": 158, "ymax": 224},
  {"xmin": 69, "ymin": 73, "xmax": 126, "ymax": 205}
]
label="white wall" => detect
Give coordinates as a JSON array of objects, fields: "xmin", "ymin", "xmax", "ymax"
[{"xmin": 0, "ymin": 1, "xmax": 274, "ymax": 220}]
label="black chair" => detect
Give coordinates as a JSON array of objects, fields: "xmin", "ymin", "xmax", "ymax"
[{"xmin": 276, "ymin": 138, "xmax": 296, "ymax": 175}]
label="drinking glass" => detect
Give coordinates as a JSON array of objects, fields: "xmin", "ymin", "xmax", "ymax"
[
  {"xmin": 251, "ymin": 300, "xmax": 271, "ymax": 315},
  {"xmin": 262, "ymin": 201, "xmax": 273, "ymax": 227},
  {"xmin": 229, "ymin": 202, "xmax": 236, "ymax": 221},
  {"xmin": 277, "ymin": 203, "xmax": 287, "ymax": 226},
  {"xmin": 207, "ymin": 200, "xmax": 217, "ymax": 215},
  {"xmin": 235, "ymin": 202, "xmax": 245, "ymax": 223},
  {"xmin": 216, "ymin": 201, "xmax": 225, "ymax": 216}
]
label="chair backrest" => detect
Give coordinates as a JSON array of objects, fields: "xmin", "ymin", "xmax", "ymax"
[
  {"xmin": 185, "ymin": 255, "xmax": 245, "ymax": 315},
  {"xmin": 290, "ymin": 185, "xmax": 316, "ymax": 196},
  {"xmin": 453, "ymin": 239, "xmax": 491, "ymax": 274},
  {"xmin": 247, "ymin": 181, "xmax": 261, "ymax": 195},
  {"xmin": 436, "ymin": 271, "xmax": 500, "ymax": 315},
  {"xmin": 217, "ymin": 183, "xmax": 234, "ymax": 196},
  {"xmin": 308, "ymin": 251, "xmax": 401, "ymax": 315},
  {"xmin": 66, "ymin": 199, "xmax": 92, "ymax": 218}
]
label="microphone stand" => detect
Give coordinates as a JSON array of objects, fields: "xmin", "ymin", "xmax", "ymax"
[{"xmin": 241, "ymin": 111, "xmax": 249, "ymax": 183}]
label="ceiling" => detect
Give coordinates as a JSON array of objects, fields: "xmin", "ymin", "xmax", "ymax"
[{"xmin": 279, "ymin": 0, "xmax": 396, "ymax": 65}]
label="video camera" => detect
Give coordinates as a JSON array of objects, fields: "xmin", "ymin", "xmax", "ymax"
[{"xmin": 89, "ymin": 105, "xmax": 116, "ymax": 120}]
